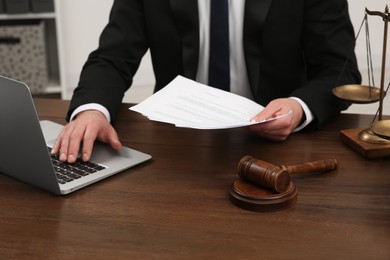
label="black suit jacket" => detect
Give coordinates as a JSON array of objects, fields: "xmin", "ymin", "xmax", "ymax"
[{"xmin": 68, "ymin": 0, "xmax": 361, "ymax": 129}]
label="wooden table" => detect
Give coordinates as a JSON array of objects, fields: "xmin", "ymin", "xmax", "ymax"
[{"xmin": 1, "ymin": 98, "xmax": 389, "ymax": 259}]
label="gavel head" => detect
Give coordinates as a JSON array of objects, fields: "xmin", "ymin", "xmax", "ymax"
[{"xmin": 237, "ymin": 155, "xmax": 291, "ymax": 193}]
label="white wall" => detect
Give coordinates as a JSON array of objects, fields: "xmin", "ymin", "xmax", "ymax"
[
  {"xmin": 56, "ymin": 0, "xmax": 390, "ymax": 114},
  {"xmin": 56, "ymin": 0, "xmax": 154, "ymax": 102}
]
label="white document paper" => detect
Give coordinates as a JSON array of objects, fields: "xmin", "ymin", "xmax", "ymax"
[{"xmin": 130, "ymin": 76, "xmax": 291, "ymax": 129}]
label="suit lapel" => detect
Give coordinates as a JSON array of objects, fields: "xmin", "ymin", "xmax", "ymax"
[
  {"xmin": 169, "ymin": 0, "xmax": 199, "ymax": 80},
  {"xmin": 243, "ymin": 0, "xmax": 273, "ymax": 94}
]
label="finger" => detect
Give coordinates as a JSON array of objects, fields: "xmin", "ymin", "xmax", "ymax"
[
  {"xmin": 251, "ymin": 99, "xmax": 288, "ymax": 123},
  {"xmin": 248, "ymin": 114, "xmax": 294, "ymax": 140},
  {"xmin": 251, "ymin": 106, "xmax": 282, "ymax": 123},
  {"xmin": 59, "ymin": 137, "xmax": 70, "ymax": 162},
  {"xmin": 107, "ymin": 127, "xmax": 122, "ymax": 150},
  {"xmin": 98, "ymin": 125, "xmax": 122, "ymax": 151},
  {"xmin": 249, "ymin": 112, "xmax": 292, "ymax": 131},
  {"xmin": 66, "ymin": 125, "xmax": 86, "ymax": 163},
  {"xmin": 56, "ymin": 125, "xmax": 77, "ymax": 162},
  {"xmin": 51, "ymin": 136, "xmax": 61, "ymax": 155},
  {"xmin": 80, "ymin": 124, "xmax": 99, "ymax": 162},
  {"xmin": 51, "ymin": 125, "xmax": 70, "ymax": 155}
]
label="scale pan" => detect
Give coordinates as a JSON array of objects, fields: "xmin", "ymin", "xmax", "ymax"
[
  {"xmin": 371, "ymin": 120, "xmax": 390, "ymax": 140},
  {"xmin": 332, "ymin": 84, "xmax": 382, "ymax": 104}
]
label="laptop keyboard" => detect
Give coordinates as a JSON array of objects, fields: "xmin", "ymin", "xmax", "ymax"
[{"xmin": 48, "ymin": 147, "xmax": 106, "ymax": 184}]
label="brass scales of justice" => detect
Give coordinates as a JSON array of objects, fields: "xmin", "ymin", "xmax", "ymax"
[{"xmin": 333, "ymin": 6, "xmax": 390, "ymax": 159}]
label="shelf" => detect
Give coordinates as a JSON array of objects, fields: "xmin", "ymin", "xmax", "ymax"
[
  {"xmin": 0, "ymin": 8, "xmax": 62, "ymax": 96},
  {"xmin": 0, "ymin": 13, "xmax": 56, "ymax": 20}
]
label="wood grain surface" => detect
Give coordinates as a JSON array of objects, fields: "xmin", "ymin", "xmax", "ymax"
[{"xmin": 0, "ymin": 98, "xmax": 389, "ymax": 259}]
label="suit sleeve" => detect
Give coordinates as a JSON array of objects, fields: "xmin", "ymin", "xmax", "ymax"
[{"xmin": 291, "ymin": 0, "xmax": 361, "ymax": 129}]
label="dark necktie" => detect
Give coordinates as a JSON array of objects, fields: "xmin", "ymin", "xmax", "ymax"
[{"xmin": 208, "ymin": 0, "xmax": 230, "ymax": 91}]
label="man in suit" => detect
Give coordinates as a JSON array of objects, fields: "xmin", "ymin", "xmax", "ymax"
[{"xmin": 53, "ymin": 0, "xmax": 361, "ymax": 163}]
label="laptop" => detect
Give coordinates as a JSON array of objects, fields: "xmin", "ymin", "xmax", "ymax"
[{"xmin": 0, "ymin": 75, "xmax": 152, "ymax": 195}]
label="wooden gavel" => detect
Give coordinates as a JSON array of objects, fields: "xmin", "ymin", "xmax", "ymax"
[{"xmin": 237, "ymin": 155, "xmax": 339, "ymax": 193}]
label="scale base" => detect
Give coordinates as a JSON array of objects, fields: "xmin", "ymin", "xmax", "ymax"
[
  {"xmin": 340, "ymin": 128, "xmax": 390, "ymax": 159},
  {"xmin": 229, "ymin": 179, "xmax": 297, "ymax": 212}
]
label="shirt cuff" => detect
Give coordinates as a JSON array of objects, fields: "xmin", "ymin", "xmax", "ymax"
[
  {"xmin": 289, "ymin": 97, "xmax": 313, "ymax": 132},
  {"xmin": 70, "ymin": 103, "xmax": 111, "ymax": 122}
]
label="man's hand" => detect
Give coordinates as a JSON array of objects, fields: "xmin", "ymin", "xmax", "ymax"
[
  {"xmin": 247, "ymin": 98, "xmax": 304, "ymax": 141},
  {"xmin": 51, "ymin": 110, "xmax": 122, "ymax": 163}
]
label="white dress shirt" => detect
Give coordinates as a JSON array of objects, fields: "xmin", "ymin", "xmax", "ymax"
[
  {"xmin": 196, "ymin": 0, "xmax": 252, "ymax": 99},
  {"xmin": 72, "ymin": 0, "xmax": 313, "ymax": 131}
]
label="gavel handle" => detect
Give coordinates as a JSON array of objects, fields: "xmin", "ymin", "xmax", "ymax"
[{"xmin": 284, "ymin": 159, "xmax": 339, "ymax": 175}]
